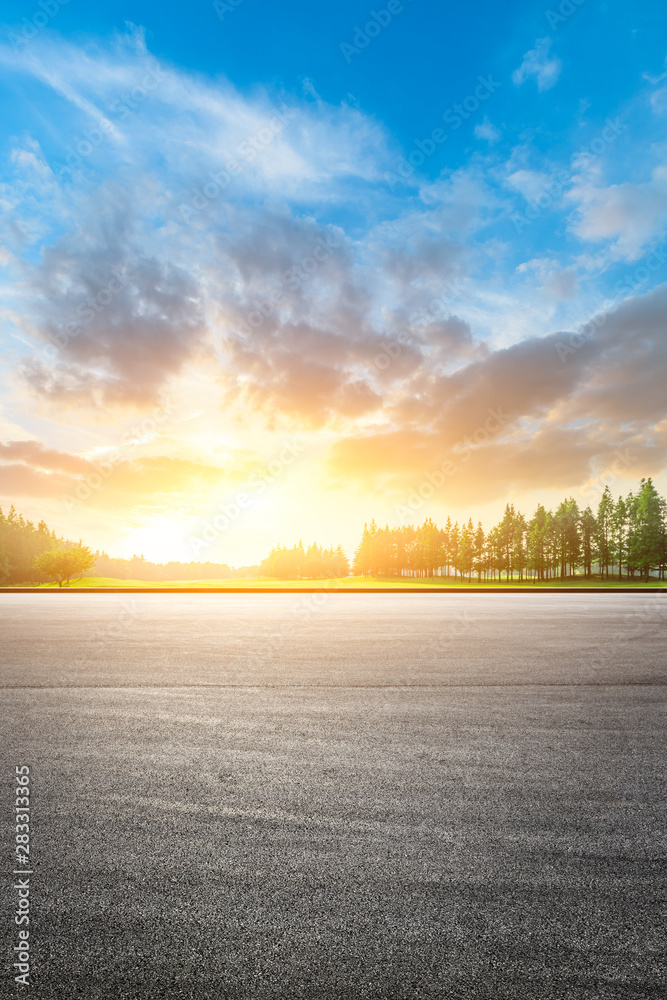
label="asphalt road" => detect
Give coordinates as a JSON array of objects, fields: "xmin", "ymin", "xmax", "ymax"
[{"xmin": 1, "ymin": 593, "xmax": 666, "ymax": 999}]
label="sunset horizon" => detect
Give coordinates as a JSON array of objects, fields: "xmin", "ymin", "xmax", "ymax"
[
  {"xmin": 2, "ymin": 4, "xmax": 666, "ymax": 997},
  {"xmin": 2, "ymin": 5, "xmax": 667, "ymax": 568}
]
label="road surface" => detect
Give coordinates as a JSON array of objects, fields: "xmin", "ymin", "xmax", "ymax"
[{"xmin": 1, "ymin": 593, "xmax": 665, "ymax": 998}]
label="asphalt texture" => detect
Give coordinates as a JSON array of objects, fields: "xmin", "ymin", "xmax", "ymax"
[{"xmin": 1, "ymin": 593, "xmax": 665, "ymax": 999}]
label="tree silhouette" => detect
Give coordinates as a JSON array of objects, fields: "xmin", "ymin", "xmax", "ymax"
[
  {"xmin": 347, "ymin": 479, "xmax": 666, "ymax": 582},
  {"xmin": 33, "ymin": 543, "xmax": 96, "ymax": 587}
]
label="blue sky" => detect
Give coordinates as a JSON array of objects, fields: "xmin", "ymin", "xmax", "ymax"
[{"xmin": 1, "ymin": 0, "xmax": 667, "ymax": 562}]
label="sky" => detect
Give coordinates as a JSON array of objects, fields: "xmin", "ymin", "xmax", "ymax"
[{"xmin": 1, "ymin": 0, "xmax": 667, "ymax": 566}]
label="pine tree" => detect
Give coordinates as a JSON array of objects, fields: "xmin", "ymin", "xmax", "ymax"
[
  {"xmin": 450, "ymin": 521, "xmax": 460, "ymax": 578},
  {"xmin": 596, "ymin": 487, "xmax": 614, "ymax": 579},
  {"xmin": 611, "ymin": 496, "xmax": 628, "ymax": 580},
  {"xmin": 528, "ymin": 504, "xmax": 549, "ymax": 580},
  {"xmin": 497, "ymin": 504, "xmax": 517, "ymax": 581},
  {"xmin": 628, "ymin": 479, "xmax": 663, "ymax": 581},
  {"xmin": 580, "ymin": 506, "xmax": 597, "ymax": 579},
  {"xmin": 353, "ymin": 522, "xmax": 374, "ymax": 576},
  {"xmin": 473, "ymin": 522, "xmax": 485, "ymax": 582},
  {"xmin": 458, "ymin": 519, "xmax": 475, "ymax": 581},
  {"xmin": 443, "ymin": 516, "xmax": 452, "ymax": 577}
]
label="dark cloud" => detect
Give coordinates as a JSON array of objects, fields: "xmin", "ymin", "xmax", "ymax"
[
  {"xmin": 421, "ymin": 315, "xmax": 487, "ymax": 368},
  {"xmin": 562, "ymin": 283, "xmax": 667, "ymax": 426},
  {"xmin": 19, "ymin": 183, "xmax": 208, "ymax": 408},
  {"xmin": 327, "ymin": 283, "xmax": 667, "ymax": 505},
  {"xmin": 381, "ymin": 234, "xmax": 465, "ymax": 292},
  {"xmin": 328, "ymin": 424, "xmax": 667, "ymax": 507},
  {"xmin": 11, "ymin": 138, "xmax": 667, "ymax": 499}
]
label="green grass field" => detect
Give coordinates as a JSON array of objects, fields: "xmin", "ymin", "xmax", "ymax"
[{"xmin": 23, "ymin": 574, "xmax": 667, "ymax": 589}]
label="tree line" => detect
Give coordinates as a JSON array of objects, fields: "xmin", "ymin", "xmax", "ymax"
[
  {"xmin": 2, "ymin": 476, "xmax": 665, "ymax": 584},
  {"xmin": 261, "ymin": 542, "xmax": 350, "ymax": 579},
  {"xmin": 0, "ymin": 505, "xmax": 95, "ymax": 586},
  {"xmin": 92, "ymin": 551, "xmax": 241, "ymax": 581},
  {"xmin": 87, "ymin": 542, "xmax": 351, "ymax": 582},
  {"xmin": 353, "ymin": 479, "xmax": 667, "ymax": 582},
  {"xmin": 0, "ymin": 505, "xmax": 64, "ymax": 585},
  {"xmin": 0, "ymin": 504, "xmax": 349, "ymax": 584}
]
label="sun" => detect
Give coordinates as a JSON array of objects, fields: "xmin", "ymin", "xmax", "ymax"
[{"xmin": 123, "ymin": 515, "xmax": 192, "ymax": 564}]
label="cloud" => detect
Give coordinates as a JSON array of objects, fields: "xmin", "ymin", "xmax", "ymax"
[
  {"xmin": 18, "ymin": 212, "xmax": 210, "ymax": 408},
  {"xmin": 0, "ymin": 440, "xmax": 91, "ymax": 475},
  {"xmin": 326, "ymin": 282, "xmax": 667, "ymax": 506},
  {"xmin": 566, "ymin": 163, "xmax": 667, "ymax": 259},
  {"xmin": 419, "ymin": 167, "xmax": 503, "ymax": 237},
  {"xmin": 506, "ymin": 168, "xmax": 553, "ymax": 202},
  {"xmin": 1, "ymin": 27, "xmax": 667, "ymax": 533},
  {"xmin": 0, "ymin": 440, "xmax": 230, "ymax": 508},
  {"xmin": 0, "ymin": 464, "xmax": 72, "ymax": 499},
  {"xmin": 643, "ymin": 59, "xmax": 667, "ymax": 113},
  {"xmin": 97, "ymin": 456, "xmax": 227, "ymax": 500},
  {"xmin": 559, "ymin": 283, "xmax": 667, "ymax": 426},
  {"xmin": 544, "ymin": 268, "xmax": 579, "ymax": 300},
  {"xmin": 513, "ymin": 38, "xmax": 562, "ymax": 92},
  {"xmin": 0, "ymin": 32, "xmax": 397, "ymax": 413},
  {"xmin": 327, "ymin": 426, "xmax": 605, "ymax": 507},
  {"xmin": 517, "ymin": 259, "xmax": 579, "ymax": 300},
  {"xmin": 474, "ymin": 118, "xmax": 501, "ymax": 144}
]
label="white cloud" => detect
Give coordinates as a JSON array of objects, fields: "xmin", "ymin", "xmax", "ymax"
[
  {"xmin": 0, "ymin": 33, "xmax": 395, "ymax": 200},
  {"xmin": 0, "ymin": 26, "xmax": 665, "ymax": 494},
  {"xmin": 506, "ymin": 168, "xmax": 553, "ymax": 202},
  {"xmin": 474, "ymin": 118, "xmax": 501, "ymax": 144},
  {"xmin": 517, "ymin": 258, "xmax": 579, "ymax": 300},
  {"xmin": 650, "ymin": 85, "xmax": 667, "ymax": 114},
  {"xmin": 513, "ymin": 38, "xmax": 562, "ymax": 92},
  {"xmin": 566, "ymin": 163, "xmax": 667, "ymax": 259},
  {"xmin": 643, "ymin": 59, "xmax": 667, "ymax": 114}
]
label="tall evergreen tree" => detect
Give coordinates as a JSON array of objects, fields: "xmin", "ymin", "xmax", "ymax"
[
  {"xmin": 458, "ymin": 519, "xmax": 475, "ymax": 581},
  {"xmin": 580, "ymin": 506, "xmax": 597, "ymax": 579},
  {"xmin": 596, "ymin": 487, "xmax": 614, "ymax": 579},
  {"xmin": 473, "ymin": 522, "xmax": 486, "ymax": 582},
  {"xmin": 627, "ymin": 479, "xmax": 663, "ymax": 581},
  {"xmin": 611, "ymin": 496, "xmax": 628, "ymax": 580},
  {"xmin": 527, "ymin": 504, "xmax": 550, "ymax": 580}
]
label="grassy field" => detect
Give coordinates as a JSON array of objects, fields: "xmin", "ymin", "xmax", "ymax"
[{"xmin": 22, "ymin": 574, "xmax": 667, "ymax": 589}]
